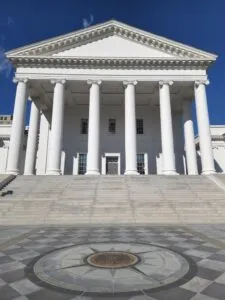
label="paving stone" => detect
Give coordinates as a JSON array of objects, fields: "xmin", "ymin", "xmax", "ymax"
[
  {"xmin": 1, "ymin": 269, "xmax": 26, "ymax": 283},
  {"xmin": 0, "ymin": 284, "xmax": 20, "ymax": 300},
  {"xmin": 0, "ymin": 256, "xmax": 14, "ymax": 264},
  {"xmin": 215, "ymin": 272, "xmax": 225, "ymax": 284},
  {"xmin": 0, "ymin": 277, "xmax": 6, "ymax": 286},
  {"xmin": 201, "ymin": 282, "xmax": 225, "ymax": 300},
  {"xmin": 10, "ymin": 278, "xmax": 42, "ymax": 295},
  {"xmin": 190, "ymin": 294, "xmax": 220, "ymax": 300},
  {"xmin": 208, "ymin": 253, "xmax": 225, "ymax": 262},
  {"xmin": 12, "ymin": 297, "xmax": 30, "ymax": 300},
  {"xmin": 184, "ymin": 249, "xmax": 213, "ymax": 259},
  {"xmin": 0, "ymin": 261, "xmax": 26, "ymax": 274},
  {"xmin": 198, "ymin": 259, "xmax": 225, "ymax": 271},
  {"xmin": 9, "ymin": 250, "xmax": 39, "ymax": 262},
  {"xmin": 197, "ymin": 266, "xmax": 222, "ymax": 281},
  {"xmin": 28, "ymin": 289, "xmax": 73, "ymax": 300},
  {"xmin": 181, "ymin": 276, "xmax": 211, "ymax": 293},
  {"xmin": 147, "ymin": 287, "xmax": 195, "ymax": 300}
]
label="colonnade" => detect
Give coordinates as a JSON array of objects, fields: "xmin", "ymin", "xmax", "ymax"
[{"xmin": 6, "ymin": 79, "xmax": 215, "ymax": 175}]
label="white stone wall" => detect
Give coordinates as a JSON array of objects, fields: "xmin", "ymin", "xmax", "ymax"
[
  {"xmin": 210, "ymin": 126, "xmax": 225, "ymax": 173},
  {"xmin": 36, "ymin": 104, "xmax": 185, "ymax": 175}
]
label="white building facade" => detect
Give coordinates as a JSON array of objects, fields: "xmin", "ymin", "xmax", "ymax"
[{"xmin": 3, "ymin": 20, "xmax": 219, "ymax": 175}]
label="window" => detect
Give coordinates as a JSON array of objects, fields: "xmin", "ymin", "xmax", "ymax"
[
  {"xmin": 137, "ymin": 153, "xmax": 145, "ymax": 174},
  {"xmin": 136, "ymin": 119, "xmax": 144, "ymax": 134},
  {"xmin": 78, "ymin": 153, "xmax": 87, "ymax": 175},
  {"xmin": 80, "ymin": 118, "xmax": 88, "ymax": 134},
  {"xmin": 108, "ymin": 118, "xmax": 116, "ymax": 134}
]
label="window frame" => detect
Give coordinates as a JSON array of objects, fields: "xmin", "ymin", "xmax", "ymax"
[
  {"xmin": 136, "ymin": 118, "xmax": 144, "ymax": 135},
  {"xmin": 108, "ymin": 118, "xmax": 116, "ymax": 134},
  {"xmin": 80, "ymin": 118, "xmax": 88, "ymax": 134},
  {"xmin": 78, "ymin": 153, "xmax": 87, "ymax": 175}
]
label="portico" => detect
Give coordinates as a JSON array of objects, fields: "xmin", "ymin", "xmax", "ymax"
[{"xmin": 5, "ymin": 20, "xmax": 217, "ymax": 176}]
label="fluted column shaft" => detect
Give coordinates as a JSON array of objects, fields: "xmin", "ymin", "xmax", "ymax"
[
  {"xmin": 24, "ymin": 100, "xmax": 40, "ymax": 175},
  {"xmin": 86, "ymin": 80, "xmax": 101, "ymax": 175},
  {"xmin": 183, "ymin": 100, "xmax": 198, "ymax": 175},
  {"xmin": 195, "ymin": 80, "xmax": 215, "ymax": 174},
  {"xmin": 7, "ymin": 79, "xmax": 28, "ymax": 175},
  {"xmin": 159, "ymin": 81, "xmax": 177, "ymax": 175},
  {"xmin": 124, "ymin": 81, "xmax": 139, "ymax": 175},
  {"xmin": 47, "ymin": 80, "xmax": 65, "ymax": 175}
]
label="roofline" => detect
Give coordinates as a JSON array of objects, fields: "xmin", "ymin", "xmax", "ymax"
[
  {"xmin": 6, "ymin": 20, "xmax": 115, "ymax": 56},
  {"xmin": 6, "ymin": 20, "xmax": 218, "ymax": 60}
]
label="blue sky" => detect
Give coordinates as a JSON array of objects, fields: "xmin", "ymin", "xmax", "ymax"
[{"xmin": 0, "ymin": 0, "xmax": 225, "ymax": 131}]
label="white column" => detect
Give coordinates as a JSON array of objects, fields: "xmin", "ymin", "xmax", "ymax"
[
  {"xmin": 24, "ymin": 100, "xmax": 40, "ymax": 175},
  {"xmin": 159, "ymin": 81, "xmax": 178, "ymax": 175},
  {"xmin": 183, "ymin": 99, "xmax": 198, "ymax": 175},
  {"xmin": 86, "ymin": 80, "xmax": 101, "ymax": 175},
  {"xmin": 195, "ymin": 80, "xmax": 215, "ymax": 174},
  {"xmin": 6, "ymin": 78, "xmax": 28, "ymax": 175},
  {"xmin": 47, "ymin": 79, "xmax": 65, "ymax": 175},
  {"xmin": 124, "ymin": 80, "xmax": 139, "ymax": 175},
  {"xmin": 36, "ymin": 109, "xmax": 50, "ymax": 175}
]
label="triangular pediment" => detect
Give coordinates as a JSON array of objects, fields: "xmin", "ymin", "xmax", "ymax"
[
  {"xmin": 53, "ymin": 35, "xmax": 176, "ymax": 58},
  {"xmin": 6, "ymin": 20, "xmax": 217, "ymax": 62}
]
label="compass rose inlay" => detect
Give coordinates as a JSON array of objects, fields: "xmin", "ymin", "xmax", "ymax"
[{"xmin": 31, "ymin": 242, "xmax": 196, "ymax": 295}]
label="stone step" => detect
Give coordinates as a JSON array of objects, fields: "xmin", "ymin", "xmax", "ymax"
[{"xmin": 1, "ymin": 175, "xmax": 225, "ymax": 224}]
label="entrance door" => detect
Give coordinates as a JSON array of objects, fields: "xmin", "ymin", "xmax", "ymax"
[{"xmin": 106, "ymin": 157, "xmax": 118, "ymax": 175}]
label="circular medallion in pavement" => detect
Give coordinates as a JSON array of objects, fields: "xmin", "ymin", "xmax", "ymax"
[
  {"xmin": 87, "ymin": 251, "xmax": 139, "ymax": 268},
  {"xmin": 29, "ymin": 242, "xmax": 196, "ymax": 296}
]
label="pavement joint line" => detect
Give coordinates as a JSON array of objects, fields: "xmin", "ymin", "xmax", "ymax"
[
  {"xmin": 181, "ymin": 225, "xmax": 225, "ymax": 249},
  {"xmin": 0, "ymin": 227, "xmax": 40, "ymax": 251}
]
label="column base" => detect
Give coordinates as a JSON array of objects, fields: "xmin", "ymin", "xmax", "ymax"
[
  {"xmin": 85, "ymin": 170, "xmax": 100, "ymax": 175},
  {"xmin": 24, "ymin": 173, "xmax": 34, "ymax": 176},
  {"xmin": 201, "ymin": 170, "xmax": 216, "ymax": 175},
  {"xmin": 46, "ymin": 170, "xmax": 61, "ymax": 175},
  {"xmin": 188, "ymin": 172, "xmax": 199, "ymax": 175},
  {"xmin": 124, "ymin": 170, "xmax": 139, "ymax": 175},
  {"xmin": 6, "ymin": 169, "xmax": 19, "ymax": 175},
  {"xmin": 163, "ymin": 170, "xmax": 179, "ymax": 175}
]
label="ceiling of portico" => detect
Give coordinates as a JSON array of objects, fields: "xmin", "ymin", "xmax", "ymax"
[{"xmin": 30, "ymin": 80, "xmax": 194, "ymax": 112}]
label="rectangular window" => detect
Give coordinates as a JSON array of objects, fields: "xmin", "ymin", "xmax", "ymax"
[
  {"xmin": 108, "ymin": 118, "xmax": 116, "ymax": 134},
  {"xmin": 80, "ymin": 118, "xmax": 88, "ymax": 134},
  {"xmin": 78, "ymin": 153, "xmax": 87, "ymax": 175},
  {"xmin": 136, "ymin": 119, "xmax": 144, "ymax": 134},
  {"xmin": 137, "ymin": 153, "xmax": 145, "ymax": 174}
]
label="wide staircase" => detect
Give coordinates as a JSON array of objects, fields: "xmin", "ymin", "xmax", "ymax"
[{"xmin": 0, "ymin": 175, "xmax": 225, "ymax": 225}]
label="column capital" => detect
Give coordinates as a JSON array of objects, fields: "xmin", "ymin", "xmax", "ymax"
[
  {"xmin": 51, "ymin": 79, "xmax": 66, "ymax": 85},
  {"xmin": 123, "ymin": 80, "xmax": 138, "ymax": 87},
  {"xmin": 13, "ymin": 77, "xmax": 29, "ymax": 84},
  {"xmin": 159, "ymin": 80, "xmax": 173, "ymax": 87},
  {"xmin": 87, "ymin": 80, "xmax": 102, "ymax": 86},
  {"xmin": 195, "ymin": 80, "xmax": 209, "ymax": 87}
]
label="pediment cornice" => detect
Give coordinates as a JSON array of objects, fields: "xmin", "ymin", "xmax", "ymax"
[
  {"xmin": 9, "ymin": 56, "xmax": 213, "ymax": 70},
  {"xmin": 6, "ymin": 20, "xmax": 217, "ymax": 65}
]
